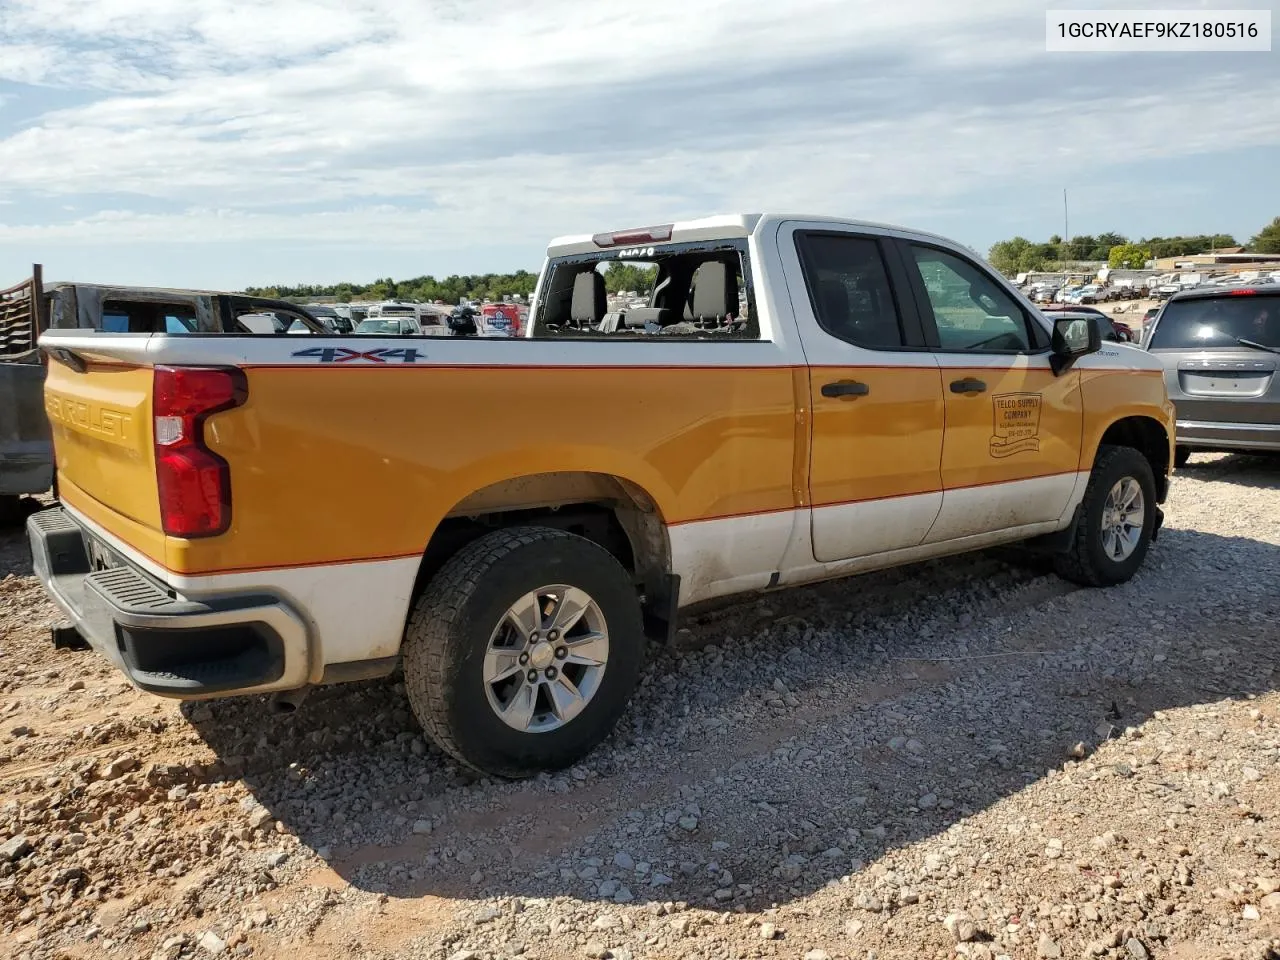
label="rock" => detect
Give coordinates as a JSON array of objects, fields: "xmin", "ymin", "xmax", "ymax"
[
  {"xmin": 1257, "ymin": 877, "xmax": 1280, "ymax": 895},
  {"xmin": 413, "ymin": 819, "xmax": 433, "ymax": 835},
  {"xmin": 584, "ymin": 942, "xmax": 608, "ymax": 959},
  {"xmin": 472, "ymin": 905, "xmax": 501, "ymax": 925},
  {"xmin": 447, "ymin": 952, "xmax": 478, "ymax": 960},
  {"xmin": 1045, "ymin": 838, "xmax": 1064, "ymax": 859},
  {"xmin": 944, "ymin": 911, "xmax": 982, "ymax": 943},
  {"xmin": 1069, "ymin": 742, "xmax": 1088, "ymax": 759},
  {"xmin": 0, "ymin": 834, "xmax": 32, "ymax": 862},
  {"xmin": 614, "ymin": 852, "xmax": 635, "ymax": 871},
  {"xmin": 1037, "ymin": 933, "xmax": 1062, "ymax": 958},
  {"xmin": 918, "ymin": 793, "xmax": 938, "ymax": 810},
  {"xmin": 904, "ymin": 739, "xmax": 924, "ymax": 755},
  {"xmin": 591, "ymin": 915, "xmax": 622, "ymax": 932},
  {"xmin": 102, "ymin": 753, "xmax": 138, "ymax": 779},
  {"xmin": 613, "ymin": 886, "xmax": 634, "ymax": 903},
  {"xmin": 198, "ymin": 932, "xmax": 227, "ymax": 956},
  {"xmin": 248, "ymin": 808, "xmax": 273, "ymax": 831},
  {"xmin": 760, "ymin": 922, "xmax": 778, "ymax": 940},
  {"xmin": 678, "ymin": 815, "xmax": 699, "ymax": 831},
  {"xmin": 598, "ymin": 879, "xmax": 620, "ymax": 898},
  {"xmin": 1262, "ymin": 892, "xmax": 1280, "ymax": 911},
  {"xmin": 1125, "ymin": 939, "xmax": 1150, "ymax": 960},
  {"xmin": 1244, "ymin": 767, "xmax": 1262, "ymax": 782},
  {"xmin": 68, "ymin": 680, "xmax": 85, "ymax": 692},
  {"xmin": 1243, "ymin": 905, "xmax": 1261, "ymax": 920},
  {"xmin": 804, "ymin": 951, "xmax": 831, "ymax": 960}
]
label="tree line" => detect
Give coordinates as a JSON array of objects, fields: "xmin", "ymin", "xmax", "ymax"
[
  {"xmin": 987, "ymin": 216, "xmax": 1280, "ymax": 277},
  {"xmin": 243, "ymin": 261, "xmax": 661, "ymax": 302}
]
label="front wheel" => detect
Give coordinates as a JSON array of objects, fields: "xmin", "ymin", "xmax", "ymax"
[
  {"xmin": 402, "ymin": 526, "xmax": 646, "ymax": 778},
  {"xmin": 1054, "ymin": 445, "xmax": 1157, "ymax": 588}
]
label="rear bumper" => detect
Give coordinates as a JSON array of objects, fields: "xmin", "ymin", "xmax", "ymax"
[
  {"xmin": 1176, "ymin": 419, "xmax": 1280, "ymax": 452},
  {"xmin": 27, "ymin": 506, "xmax": 309, "ymax": 699}
]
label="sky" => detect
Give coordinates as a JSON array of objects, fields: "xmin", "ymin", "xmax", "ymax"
[{"xmin": 0, "ymin": 0, "xmax": 1277, "ymax": 290}]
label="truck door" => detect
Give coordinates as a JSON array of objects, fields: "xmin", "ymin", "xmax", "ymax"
[
  {"xmin": 894, "ymin": 240, "xmax": 1084, "ymax": 543},
  {"xmin": 780, "ymin": 224, "xmax": 945, "ymax": 562}
]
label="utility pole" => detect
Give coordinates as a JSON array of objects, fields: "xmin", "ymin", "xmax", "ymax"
[{"xmin": 1063, "ymin": 188, "xmax": 1069, "ymax": 249}]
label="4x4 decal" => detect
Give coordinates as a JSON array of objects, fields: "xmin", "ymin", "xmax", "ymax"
[
  {"xmin": 990, "ymin": 392, "xmax": 1042, "ymax": 458},
  {"xmin": 291, "ymin": 347, "xmax": 425, "ymax": 364}
]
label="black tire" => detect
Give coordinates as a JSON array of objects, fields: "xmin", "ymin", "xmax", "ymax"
[
  {"xmin": 1054, "ymin": 445, "xmax": 1157, "ymax": 588},
  {"xmin": 1174, "ymin": 446, "xmax": 1191, "ymax": 468},
  {"xmin": 402, "ymin": 526, "xmax": 645, "ymax": 778}
]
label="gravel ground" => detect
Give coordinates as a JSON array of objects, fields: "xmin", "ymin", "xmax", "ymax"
[{"xmin": 2, "ymin": 451, "xmax": 1279, "ymax": 960}]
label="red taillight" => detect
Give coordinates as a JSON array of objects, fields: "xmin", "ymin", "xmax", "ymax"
[
  {"xmin": 1228, "ymin": 289, "xmax": 1258, "ymax": 296},
  {"xmin": 153, "ymin": 366, "xmax": 247, "ymax": 538},
  {"xmin": 591, "ymin": 224, "xmax": 674, "ymax": 247}
]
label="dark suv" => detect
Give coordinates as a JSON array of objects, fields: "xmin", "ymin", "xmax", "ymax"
[{"xmin": 1143, "ymin": 286, "xmax": 1280, "ymax": 465}]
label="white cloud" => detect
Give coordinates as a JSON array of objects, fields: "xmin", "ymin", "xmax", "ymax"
[{"xmin": 0, "ymin": 0, "xmax": 1277, "ymax": 282}]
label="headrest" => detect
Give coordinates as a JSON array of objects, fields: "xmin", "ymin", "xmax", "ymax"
[
  {"xmin": 688, "ymin": 261, "xmax": 736, "ymax": 321},
  {"xmin": 570, "ymin": 271, "xmax": 607, "ymax": 326}
]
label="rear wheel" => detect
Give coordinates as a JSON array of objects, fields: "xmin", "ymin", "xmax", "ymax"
[
  {"xmin": 1054, "ymin": 445, "xmax": 1157, "ymax": 588},
  {"xmin": 1174, "ymin": 446, "xmax": 1191, "ymax": 468},
  {"xmin": 402, "ymin": 526, "xmax": 646, "ymax": 778}
]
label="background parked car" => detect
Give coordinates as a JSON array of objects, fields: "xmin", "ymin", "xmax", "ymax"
[
  {"xmin": 355, "ymin": 316, "xmax": 422, "ymax": 335},
  {"xmin": 302, "ymin": 304, "xmax": 353, "ymax": 333},
  {"xmin": 1143, "ymin": 285, "xmax": 1280, "ymax": 466}
]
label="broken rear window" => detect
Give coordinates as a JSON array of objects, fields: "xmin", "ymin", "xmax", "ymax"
[{"xmin": 531, "ymin": 239, "xmax": 758, "ymax": 340}]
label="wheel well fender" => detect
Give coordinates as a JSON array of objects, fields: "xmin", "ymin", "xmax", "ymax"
[
  {"xmin": 1095, "ymin": 415, "xmax": 1171, "ymax": 501},
  {"xmin": 413, "ymin": 471, "xmax": 672, "ymax": 608}
]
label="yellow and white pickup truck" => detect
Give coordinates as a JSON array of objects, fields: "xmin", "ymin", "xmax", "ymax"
[{"xmin": 28, "ymin": 214, "xmax": 1175, "ymax": 777}]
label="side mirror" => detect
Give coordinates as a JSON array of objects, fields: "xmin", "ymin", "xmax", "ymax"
[{"xmin": 1050, "ymin": 316, "xmax": 1100, "ymax": 375}]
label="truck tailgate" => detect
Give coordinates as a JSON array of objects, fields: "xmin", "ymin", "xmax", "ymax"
[{"xmin": 44, "ymin": 357, "xmax": 161, "ymax": 530}]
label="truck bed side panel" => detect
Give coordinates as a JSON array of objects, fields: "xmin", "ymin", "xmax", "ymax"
[{"xmin": 58, "ymin": 362, "xmax": 798, "ymax": 577}]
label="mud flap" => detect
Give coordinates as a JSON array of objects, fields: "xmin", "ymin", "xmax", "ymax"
[
  {"xmin": 1019, "ymin": 503, "xmax": 1083, "ymax": 556},
  {"xmin": 642, "ymin": 573, "xmax": 681, "ymax": 644}
]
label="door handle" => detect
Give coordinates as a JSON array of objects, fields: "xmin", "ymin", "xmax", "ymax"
[
  {"xmin": 950, "ymin": 377, "xmax": 987, "ymax": 394},
  {"xmin": 821, "ymin": 380, "xmax": 870, "ymax": 399}
]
